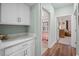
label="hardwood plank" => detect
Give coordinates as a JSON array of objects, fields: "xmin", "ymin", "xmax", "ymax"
[{"xmin": 42, "ymin": 43, "xmax": 76, "ymax": 56}]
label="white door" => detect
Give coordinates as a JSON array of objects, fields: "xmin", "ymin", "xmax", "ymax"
[{"xmin": 41, "ymin": 7, "xmax": 50, "ymax": 55}]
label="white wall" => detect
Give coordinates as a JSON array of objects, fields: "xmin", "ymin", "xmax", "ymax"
[
  {"xmin": 55, "ymin": 5, "xmax": 73, "ymax": 17},
  {"xmin": 41, "ymin": 3, "xmax": 57, "ymax": 48},
  {"xmin": 30, "ymin": 4, "xmax": 41, "ymax": 56},
  {"xmin": 55, "ymin": 5, "xmax": 73, "ymax": 41}
]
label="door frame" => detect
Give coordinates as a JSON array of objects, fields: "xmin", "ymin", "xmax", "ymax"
[
  {"xmin": 56, "ymin": 17, "xmax": 60, "ymax": 42},
  {"xmin": 40, "ymin": 6, "xmax": 50, "ymax": 55},
  {"xmin": 56, "ymin": 15, "xmax": 75, "ymax": 47},
  {"xmin": 71, "ymin": 14, "xmax": 77, "ymax": 48}
]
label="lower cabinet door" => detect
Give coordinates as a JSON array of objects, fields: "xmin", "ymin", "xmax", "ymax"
[
  {"xmin": 27, "ymin": 46, "xmax": 33, "ymax": 56},
  {"xmin": 27, "ymin": 40, "xmax": 35, "ymax": 56},
  {"xmin": 0, "ymin": 49, "xmax": 5, "ymax": 56},
  {"xmin": 27, "ymin": 47, "xmax": 31, "ymax": 56},
  {"xmin": 24, "ymin": 50, "xmax": 28, "ymax": 56}
]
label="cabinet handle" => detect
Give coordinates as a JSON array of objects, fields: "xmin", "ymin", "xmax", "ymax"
[
  {"xmin": 24, "ymin": 50, "xmax": 27, "ymax": 56},
  {"xmin": 18, "ymin": 17, "xmax": 21, "ymax": 22}
]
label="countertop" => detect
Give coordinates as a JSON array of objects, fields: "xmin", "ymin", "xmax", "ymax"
[{"xmin": 0, "ymin": 33, "xmax": 35, "ymax": 49}]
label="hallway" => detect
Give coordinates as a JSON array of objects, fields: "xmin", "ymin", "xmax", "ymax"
[{"xmin": 42, "ymin": 43, "xmax": 76, "ymax": 56}]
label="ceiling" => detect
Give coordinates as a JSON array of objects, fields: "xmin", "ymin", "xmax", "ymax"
[
  {"xmin": 25, "ymin": 3, "xmax": 35, "ymax": 6},
  {"xmin": 52, "ymin": 3, "xmax": 73, "ymax": 9},
  {"xmin": 26, "ymin": 3, "xmax": 73, "ymax": 8}
]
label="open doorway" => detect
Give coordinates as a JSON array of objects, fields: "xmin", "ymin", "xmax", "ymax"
[
  {"xmin": 57, "ymin": 15, "xmax": 71, "ymax": 46},
  {"xmin": 41, "ymin": 7, "xmax": 50, "ymax": 55}
]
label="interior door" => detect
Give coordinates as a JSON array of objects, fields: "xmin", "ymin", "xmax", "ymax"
[{"xmin": 41, "ymin": 7, "xmax": 50, "ymax": 55}]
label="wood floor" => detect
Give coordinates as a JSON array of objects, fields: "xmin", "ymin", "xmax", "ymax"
[{"xmin": 42, "ymin": 43, "xmax": 76, "ymax": 56}]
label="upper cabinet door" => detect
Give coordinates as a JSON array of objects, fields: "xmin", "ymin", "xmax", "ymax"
[
  {"xmin": 1, "ymin": 3, "xmax": 30, "ymax": 25},
  {"xmin": 24, "ymin": 4, "xmax": 30, "ymax": 25},
  {"xmin": 1, "ymin": 3, "xmax": 18, "ymax": 24},
  {"xmin": 17, "ymin": 3, "xmax": 25, "ymax": 24},
  {"xmin": 17, "ymin": 4, "xmax": 30, "ymax": 25}
]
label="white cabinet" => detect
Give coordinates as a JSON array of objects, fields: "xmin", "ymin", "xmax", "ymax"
[
  {"xmin": 17, "ymin": 4, "xmax": 30, "ymax": 25},
  {"xmin": 26, "ymin": 39, "xmax": 35, "ymax": 56},
  {"xmin": 27, "ymin": 46, "xmax": 34, "ymax": 56},
  {"xmin": 0, "ymin": 3, "xmax": 30, "ymax": 25},
  {"xmin": 10, "ymin": 51, "xmax": 25, "ymax": 56},
  {"xmin": 31, "ymin": 39, "xmax": 35, "ymax": 56},
  {"xmin": 1, "ymin": 3, "xmax": 18, "ymax": 24},
  {"xmin": 0, "ymin": 49, "xmax": 5, "ymax": 56},
  {"xmin": 5, "ymin": 42, "xmax": 24, "ymax": 56},
  {"xmin": 27, "ymin": 46, "xmax": 32, "ymax": 56},
  {"xmin": 2, "ymin": 39, "xmax": 35, "ymax": 56}
]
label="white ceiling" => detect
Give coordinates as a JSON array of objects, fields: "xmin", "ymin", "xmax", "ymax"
[
  {"xmin": 25, "ymin": 3, "xmax": 35, "ymax": 6},
  {"xmin": 52, "ymin": 3, "xmax": 73, "ymax": 9},
  {"xmin": 26, "ymin": 3, "xmax": 73, "ymax": 8}
]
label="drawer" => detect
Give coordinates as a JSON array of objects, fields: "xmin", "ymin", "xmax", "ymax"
[{"xmin": 5, "ymin": 42, "xmax": 28, "ymax": 56}]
